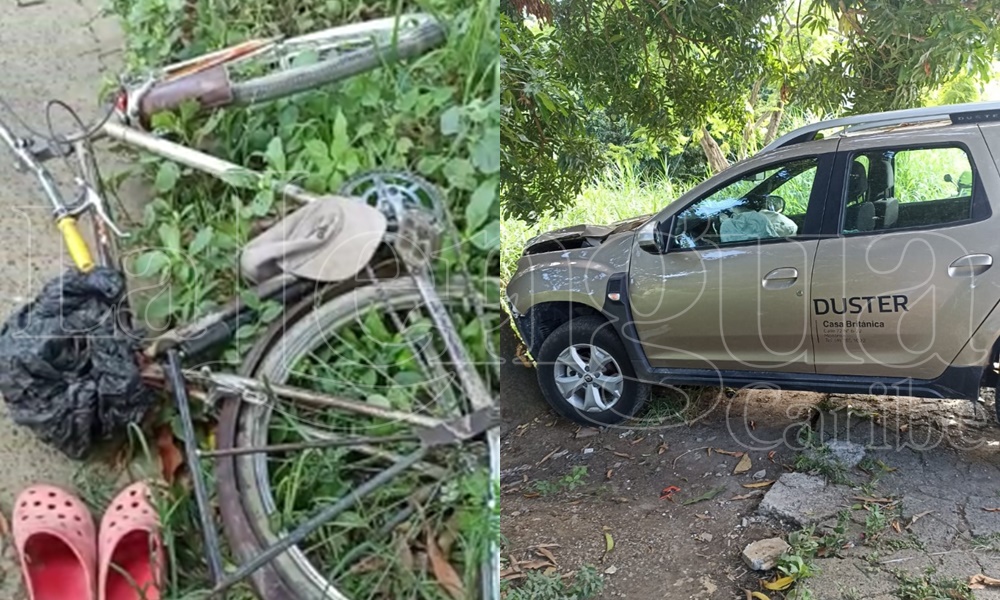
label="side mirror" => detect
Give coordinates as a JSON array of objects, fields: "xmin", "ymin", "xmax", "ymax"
[{"xmin": 637, "ymin": 220, "xmax": 666, "ymax": 253}]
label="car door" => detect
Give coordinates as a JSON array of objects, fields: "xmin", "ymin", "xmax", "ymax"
[
  {"xmin": 629, "ymin": 141, "xmax": 838, "ymax": 372},
  {"xmin": 810, "ymin": 124, "xmax": 1000, "ymax": 379}
]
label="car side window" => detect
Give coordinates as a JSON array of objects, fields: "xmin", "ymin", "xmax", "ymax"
[
  {"xmin": 840, "ymin": 146, "xmax": 974, "ymax": 234},
  {"xmin": 670, "ymin": 158, "xmax": 817, "ymax": 250}
]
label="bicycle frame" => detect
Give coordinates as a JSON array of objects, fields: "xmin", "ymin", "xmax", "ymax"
[{"xmin": 0, "ymin": 16, "xmax": 500, "ymax": 599}]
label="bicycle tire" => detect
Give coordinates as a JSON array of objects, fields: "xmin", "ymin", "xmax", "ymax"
[
  {"xmin": 231, "ymin": 20, "xmax": 446, "ymax": 106},
  {"xmin": 218, "ymin": 277, "xmax": 498, "ymax": 600}
]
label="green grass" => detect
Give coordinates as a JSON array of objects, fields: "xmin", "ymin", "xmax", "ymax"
[
  {"xmin": 501, "ymin": 565, "xmax": 603, "ymax": 600},
  {"xmin": 501, "ymin": 164, "xmax": 690, "ymax": 281},
  {"xmin": 530, "ymin": 466, "xmax": 588, "ymax": 496}
]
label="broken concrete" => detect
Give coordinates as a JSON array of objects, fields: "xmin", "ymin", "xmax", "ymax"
[
  {"xmin": 742, "ymin": 537, "xmax": 789, "ymax": 571},
  {"xmin": 966, "ymin": 495, "xmax": 1000, "ymax": 538},
  {"xmin": 824, "ymin": 440, "xmax": 866, "ymax": 468},
  {"xmin": 757, "ymin": 472, "xmax": 851, "ymax": 526}
]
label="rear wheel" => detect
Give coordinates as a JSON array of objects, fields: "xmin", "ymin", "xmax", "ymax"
[
  {"xmin": 536, "ymin": 316, "xmax": 649, "ymax": 426},
  {"xmin": 219, "ymin": 277, "xmax": 499, "ymax": 600}
]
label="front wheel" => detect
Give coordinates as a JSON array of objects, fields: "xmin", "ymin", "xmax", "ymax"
[{"xmin": 536, "ymin": 316, "xmax": 649, "ymax": 426}]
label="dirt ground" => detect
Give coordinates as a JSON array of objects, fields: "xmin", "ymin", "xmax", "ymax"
[
  {"xmin": 0, "ymin": 2, "xmax": 127, "ymax": 596},
  {"xmin": 500, "ymin": 323, "xmax": 1000, "ymax": 599}
]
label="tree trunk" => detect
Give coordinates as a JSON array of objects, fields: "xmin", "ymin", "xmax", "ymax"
[
  {"xmin": 700, "ymin": 126, "xmax": 730, "ymax": 175},
  {"xmin": 763, "ymin": 102, "xmax": 785, "ymax": 147}
]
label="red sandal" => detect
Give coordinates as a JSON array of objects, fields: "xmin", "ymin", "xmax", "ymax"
[
  {"xmin": 12, "ymin": 484, "xmax": 97, "ymax": 600},
  {"xmin": 98, "ymin": 482, "xmax": 165, "ymax": 600}
]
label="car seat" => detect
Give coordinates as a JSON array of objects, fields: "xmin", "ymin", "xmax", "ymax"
[{"xmin": 843, "ymin": 161, "xmax": 873, "ymax": 231}]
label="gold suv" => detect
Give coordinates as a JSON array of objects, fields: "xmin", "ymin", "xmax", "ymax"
[{"xmin": 505, "ymin": 102, "xmax": 1000, "ymax": 425}]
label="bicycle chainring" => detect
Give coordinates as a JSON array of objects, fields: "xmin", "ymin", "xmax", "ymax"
[{"xmin": 338, "ymin": 170, "xmax": 445, "ymax": 240}]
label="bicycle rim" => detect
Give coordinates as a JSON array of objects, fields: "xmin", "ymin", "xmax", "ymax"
[{"xmin": 226, "ymin": 278, "xmax": 499, "ymax": 599}]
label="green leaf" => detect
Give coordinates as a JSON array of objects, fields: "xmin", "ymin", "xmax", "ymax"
[
  {"xmin": 265, "ymin": 136, "xmax": 286, "ymax": 172},
  {"xmin": 681, "ymin": 485, "xmax": 727, "ymax": 506},
  {"xmin": 466, "ymin": 179, "xmax": 497, "ymax": 231},
  {"xmin": 260, "ymin": 301, "xmax": 284, "ymax": 323},
  {"xmin": 443, "ymin": 158, "xmax": 477, "ymax": 190},
  {"xmin": 440, "ymin": 106, "xmax": 462, "ymax": 136},
  {"xmin": 133, "ymin": 250, "xmax": 170, "ymax": 277},
  {"xmin": 250, "ymin": 188, "xmax": 275, "ymax": 217},
  {"xmin": 367, "ymin": 394, "xmax": 391, "ymax": 409},
  {"xmin": 154, "ymin": 162, "xmax": 180, "ymax": 193},
  {"xmin": 158, "ymin": 223, "xmax": 181, "ymax": 252},
  {"xmin": 220, "ymin": 167, "xmax": 257, "ymax": 189},
  {"xmin": 235, "ymin": 324, "xmax": 257, "ymax": 340},
  {"xmin": 471, "ymin": 128, "xmax": 501, "ymax": 174},
  {"xmin": 471, "ymin": 220, "xmax": 500, "ymax": 251},
  {"xmin": 144, "ymin": 292, "xmax": 173, "ymax": 322},
  {"xmin": 331, "ymin": 109, "xmax": 350, "ymax": 159},
  {"xmin": 190, "ymin": 227, "xmax": 214, "ymax": 255}
]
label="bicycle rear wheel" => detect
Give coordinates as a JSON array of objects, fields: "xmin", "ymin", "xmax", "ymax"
[
  {"xmin": 218, "ymin": 277, "xmax": 499, "ymax": 599},
  {"xmin": 231, "ymin": 18, "xmax": 445, "ymax": 106}
]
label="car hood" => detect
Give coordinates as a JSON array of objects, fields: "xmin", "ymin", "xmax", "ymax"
[{"xmin": 523, "ymin": 214, "xmax": 651, "ymax": 255}]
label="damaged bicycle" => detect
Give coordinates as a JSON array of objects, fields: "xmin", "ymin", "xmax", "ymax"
[{"xmin": 0, "ymin": 12, "xmax": 498, "ymax": 600}]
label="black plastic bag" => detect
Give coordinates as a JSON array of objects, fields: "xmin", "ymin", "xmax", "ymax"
[{"xmin": 0, "ymin": 267, "xmax": 153, "ymax": 458}]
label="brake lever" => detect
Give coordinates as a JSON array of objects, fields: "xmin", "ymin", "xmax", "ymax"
[{"xmin": 68, "ymin": 179, "xmax": 130, "ymax": 238}]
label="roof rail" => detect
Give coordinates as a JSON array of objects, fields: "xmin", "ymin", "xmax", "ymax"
[{"xmin": 760, "ymin": 101, "xmax": 1000, "ymax": 154}]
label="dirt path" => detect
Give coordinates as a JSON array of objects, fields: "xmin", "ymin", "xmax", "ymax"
[
  {"xmin": 0, "ymin": 2, "xmax": 122, "ymax": 596},
  {"xmin": 500, "ymin": 324, "xmax": 1000, "ymax": 599}
]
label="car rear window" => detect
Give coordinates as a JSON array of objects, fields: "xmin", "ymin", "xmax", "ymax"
[{"xmin": 841, "ymin": 146, "xmax": 974, "ymax": 234}]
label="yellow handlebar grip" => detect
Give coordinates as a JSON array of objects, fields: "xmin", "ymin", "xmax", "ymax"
[{"xmin": 56, "ymin": 217, "xmax": 95, "ymax": 272}]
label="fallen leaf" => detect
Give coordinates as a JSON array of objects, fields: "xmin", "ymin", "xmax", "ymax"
[
  {"xmin": 535, "ymin": 546, "xmax": 558, "ymax": 565},
  {"xmin": 853, "ymin": 496, "xmax": 896, "ymax": 505},
  {"xmin": 763, "ymin": 575, "xmax": 795, "ymax": 591},
  {"xmin": 982, "ymin": 507, "xmax": 1000, "ymax": 513},
  {"xmin": 156, "ymin": 425, "xmax": 184, "ymax": 485},
  {"xmin": 500, "ymin": 571, "xmax": 525, "ymax": 582},
  {"xmin": 731, "ymin": 492, "xmax": 763, "ymax": 500},
  {"xmin": 613, "ymin": 451, "xmax": 634, "ymax": 460},
  {"xmin": 516, "ymin": 559, "xmax": 555, "ymax": 570},
  {"xmin": 0, "ymin": 511, "xmax": 7, "ymax": 539},
  {"xmin": 682, "ymin": 486, "xmax": 726, "ymax": 505},
  {"xmin": 657, "ymin": 443, "xmax": 669, "ymax": 454},
  {"xmin": 742, "ymin": 480, "xmax": 775, "ymax": 489},
  {"xmin": 715, "ymin": 449, "xmax": 744, "ymax": 457},
  {"xmin": 604, "ymin": 532, "xmax": 615, "ymax": 555},
  {"xmin": 349, "ymin": 555, "xmax": 386, "ymax": 574},
  {"xmin": 660, "ymin": 485, "xmax": 681, "ymax": 501},
  {"xmin": 751, "ymin": 592, "xmax": 771, "ymax": 600},
  {"xmin": 969, "ymin": 574, "xmax": 1000, "ymax": 589},
  {"xmin": 543, "ymin": 566, "xmax": 557, "ymax": 575},
  {"xmin": 426, "ymin": 530, "xmax": 464, "ymax": 599},
  {"xmin": 606, "ymin": 469, "xmax": 614, "ymax": 480},
  {"xmin": 767, "ymin": 451, "xmax": 777, "ymax": 462},
  {"xmin": 749, "ymin": 420, "xmax": 756, "ymax": 430},
  {"xmin": 891, "ymin": 521, "xmax": 902, "ymax": 533},
  {"xmin": 693, "ymin": 513, "xmax": 712, "ymax": 520},
  {"xmin": 733, "ymin": 453, "xmax": 753, "ymax": 474},
  {"xmin": 522, "ymin": 492, "xmax": 540, "ymax": 499},
  {"xmin": 630, "ymin": 436, "xmax": 646, "ymax": 446}
]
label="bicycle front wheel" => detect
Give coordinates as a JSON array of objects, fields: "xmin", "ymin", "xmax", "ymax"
[
  {"xmin": 218, "ymin": 277, "xmax": 500, "ymax": 600},
  {"xmin": 231, "ymin": 18, "xmax": 445, "ymax": 106}
]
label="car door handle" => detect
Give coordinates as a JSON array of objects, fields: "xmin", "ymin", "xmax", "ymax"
[
  {"xmin": 948, "ymin": 254, "xmax": 993, "ymax": 277},
  {"xmin": 762, "ymin": 267, "xmax": 798, "ymax": 290}
]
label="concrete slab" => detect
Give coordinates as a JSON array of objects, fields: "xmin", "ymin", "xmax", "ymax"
[{"xmin": 0, "ymin": 0, "xmax": 122, "ymax": 596}]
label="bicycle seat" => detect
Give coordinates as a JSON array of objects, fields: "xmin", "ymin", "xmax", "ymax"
[{"xmin": 240, "ymin": 195, "xmax": 387, "ymax": 283}]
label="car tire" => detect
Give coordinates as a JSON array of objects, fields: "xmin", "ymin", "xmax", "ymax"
[{"xmin": 536, "ymin": 316, "xmax": 650, "ymax": 426}]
